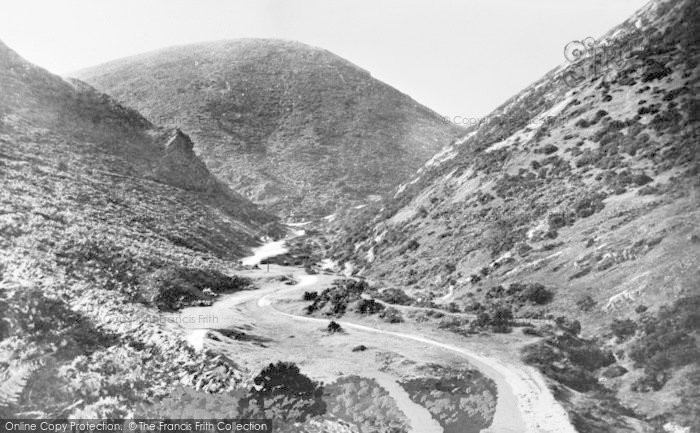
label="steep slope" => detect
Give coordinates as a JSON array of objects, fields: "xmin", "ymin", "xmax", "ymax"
[
  {"xmin": 0, "ymin": 39, "xmax": 280, "ymax": 417},
  {"xmin": 332, "ymin": 0, "xmax": 699, "ymax": 430},
  {"xmin": 75, "ymin": 39, "xmax": 464, "ymax": 218}
]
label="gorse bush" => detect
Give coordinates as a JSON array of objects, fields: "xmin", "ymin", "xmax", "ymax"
[
  {"xmin": 241, "ymin": 361, "xmax": 326, "ymax": 423},
  {"xmin": 610, "ymin": 318, "xmax": 637, "ymax": 342},
  {"xmin": 522, "ymin": 331, "xmax": 614, "ymax": 392},
  {"xmin": 627, "ymin": 296, "xmax": 700, "ymax": 391},
  {"xmin": 356, "ymin": 298, "xmax": 385, "ymax": 315},
  {"xmin": 302, "ymin": 291, "xmax": 318, "ymax": 301},
  {"xmin": 484, "ymin": 282, "xmax": 553, "ymax": 308},
  {"xmin": 327, "ymin": 321, "xmax": 343, "ymax": 333},
  {"xmin": 375, "ymin": 288, "xmax": 413, "ymax": 305},
  {"xmin": 379, "ymin": 307, "xmax": 404, "ymax": 323},
  {"xmin": 304, "ymin": 279, "xmax": 370, "ymax": 316}
]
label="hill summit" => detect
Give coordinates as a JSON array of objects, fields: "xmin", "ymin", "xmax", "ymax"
[{"xmin": 75, "ymin": 39, "xmax": 463, "ymax": 218}]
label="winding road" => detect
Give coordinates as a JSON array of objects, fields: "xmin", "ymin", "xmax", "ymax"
[{"xmin": 174, "ymin": 237, "xmax": 577, "ymax": 433}]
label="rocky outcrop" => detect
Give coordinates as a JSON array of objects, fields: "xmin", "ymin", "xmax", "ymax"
[{"xmin": 151, "ymin": 128, "xmax": 219, "ymax": 193}]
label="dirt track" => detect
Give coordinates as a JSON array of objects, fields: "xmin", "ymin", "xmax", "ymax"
[{"xmin": 172, "ymin": 258, "xmax": 576, "ymax": 433}]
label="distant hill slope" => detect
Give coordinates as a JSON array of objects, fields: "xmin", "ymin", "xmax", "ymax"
[
  {"xmin": 75, "ymin": 39, "xmax": 464, "ymax": 218},
  {"xmin": 0, "ymin": 39, "xmax": 280, "ymax": 417},
  {"xmin": 331, "ymin": 0, "xmax": 698, "ymax": 430}
]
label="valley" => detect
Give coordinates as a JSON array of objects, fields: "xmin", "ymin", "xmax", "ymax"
[
  {"xmin": 170, "ymin": 235, "xmax": 574, "ymax": 433},
  {"xmin": 0, "ymin": 0, "xmax": 698, "ymax": 431}
]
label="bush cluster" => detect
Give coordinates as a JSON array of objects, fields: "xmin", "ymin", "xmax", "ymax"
[
  {"xmin": 484, "ymin": 282, "xmax": 554, "ymax": 307},
  {"xmin": 379, "ymin": 307, "xmax": 404, "ymax": 323},
  {"xmin": 375, "ymin": 288, "xmax": 413, "ymax": 306},
  {"xmin": 522, "ymin": 331, "xmax": 614, "ymax": 392},
  {"xmin": 627, "ymin": 296, "xmax": 699, "ymax": 391},
  {"xmin": 144, "ymin": 266, "xmax": 252, "ymax": 311},
  {"xmin": 305, "ymin": 279, "xmax": 370, "ymax": 316}
]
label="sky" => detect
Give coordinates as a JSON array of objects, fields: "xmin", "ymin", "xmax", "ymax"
[{"xmin": 0, "ymin": 0, "xmax": 649, "ymax": 119}]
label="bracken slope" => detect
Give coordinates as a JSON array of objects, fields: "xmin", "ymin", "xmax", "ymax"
[
  {"xmin": 0, "ymin": 39, "xmax": 280, "ymax": 417},
  {"xmin": 331, "ymin": 0, "xmax": 699, "ymax": 431}
]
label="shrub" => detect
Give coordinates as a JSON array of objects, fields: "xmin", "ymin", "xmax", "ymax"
[
  {"xmin": 548, "ymin": 212, "xmax": 573, "ymax": 229},
  {"xmin": 632, "ymin": 173, "xmax": 653, "ymax": 186},
  {"xmin": 405, "ymin": 238, "xmax": 420, "ymax": 251},
  {"xmin": 627, "ymin": 296, "xmax": 700, "ymax": 390},
  {"xmin": 610, "ymin": 318, "xmax": 637, "ymax": 342},
  {"xmin": 520, "ymin": 284, "xmax": 554, "ymax": 305},
  {"xmin": 483, "ymin": 219, "xmax": 521, "ymax": 257},
  {"xmin": 489, "ymin": 282, "xmax": 553, "ymax": 306},
  {"xmin": 542, "ymin": 144, "xmax": 559, "ymax": 155},
  {"xmin": 302, "ymin": 291, "xmax": 318, "ymax": 301},
  {"xmin": 438, "ymin": 317, "xmax": 471, "ymax": 336},
  {"xmin": 567, "ymin": 343, "xmax": 615, "ymax": 370},
  {"xmin": 576, "ymin": 295, "xmax": 597, "ymax": 312},
  {"xmin": 243, "ymin": 361, "xmax": 326, "ymax": 422},
  {"xmin": 601, "ymin": 364, "xmax": 628, "ymax": 379},
  {"xmin": 327, "ymin": 321, "xmax": 343, "ymax": 333},
  {"xmin": 376, "ymin": 288, "xmax": 413, "ymax": 305},
  {"xmin": 305, "ymin": 279, "xmax": 369, "ymax": 316},
  {"xmin": 379, "ymin": 307, "xmax": 404, "ymax": 323},
  {"xmin": 445, "ymin": 302, "xmax": 461, "ymax": 313},
  {"xmin": 490, "ymin": 305, "xmax": 513, "ymax": 333},
  {"xmin": 521, "ymin": 342, "xmax": 599, "ymax": 392},
  {"xmin": 146, "ymin": 267, "xmax": 252, "ymax": 311},
  {"xmin": 522, "ymin": 327, "xmax": 542, "ymax": 337},
  {"xmin": 642, "ymin": 59, "xmax": 671, "ymax": 82},
  {"xmin": 474, "ymin": 311, "xmax": 491, "ymax": 328},
  {"xmin": 356, "ymin": 298, "xmax": 385, "ymax": 315},
  {"xmin": 575, "ymin": 119, "xmax": 590, "ymax": 128},
  {"xmin": 555, "ymin": 316, "xmax": 582, "ymax": 335},
  {"xmin": 522, "ymin": 332, "xmax": 613, "ymax": 392},
  {"xmin": 0, "ymin": 287, "xmax": 115, "ymax": 358},
  {"xmin": 576, "ymin": 148, "xmax": 600, "ymax": 168},
  {"xmin": 574, "ymin": 193, "xmax": 606, "ymax": 218}
]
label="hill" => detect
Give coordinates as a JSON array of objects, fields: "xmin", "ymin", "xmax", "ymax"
[
  {"xmin": 75, "ymin": 39, "xmax": 464, "ymax": 218},
  {"xmin": 330, "ymin": 0, "xmax": 699, "ymax": 430},
  {"xmin": 0, "ymin": 39, "xmax": 280, "ymax": 416}
]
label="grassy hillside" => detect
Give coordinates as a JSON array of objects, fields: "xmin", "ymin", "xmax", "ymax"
[
  {"xmin": 75, "ymin": 39, "xmax": 464, "ymax": 218},
  {"xmin": 0, "ymin": 39, "xmax": 281, "ymax": 417},
  {"xmin": 330, "ymin": 0, "xmax": 699, "ymax": 430}
]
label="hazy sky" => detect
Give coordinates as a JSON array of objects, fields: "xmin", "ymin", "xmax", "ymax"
[{"xmin": 0, "ymin": 0, "xmax": 648, "ymax": 118}]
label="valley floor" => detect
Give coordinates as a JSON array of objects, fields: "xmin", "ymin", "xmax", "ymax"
[{"xmin": 168, "ymin": 242, "xmax": 577, "ymax": 433}]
